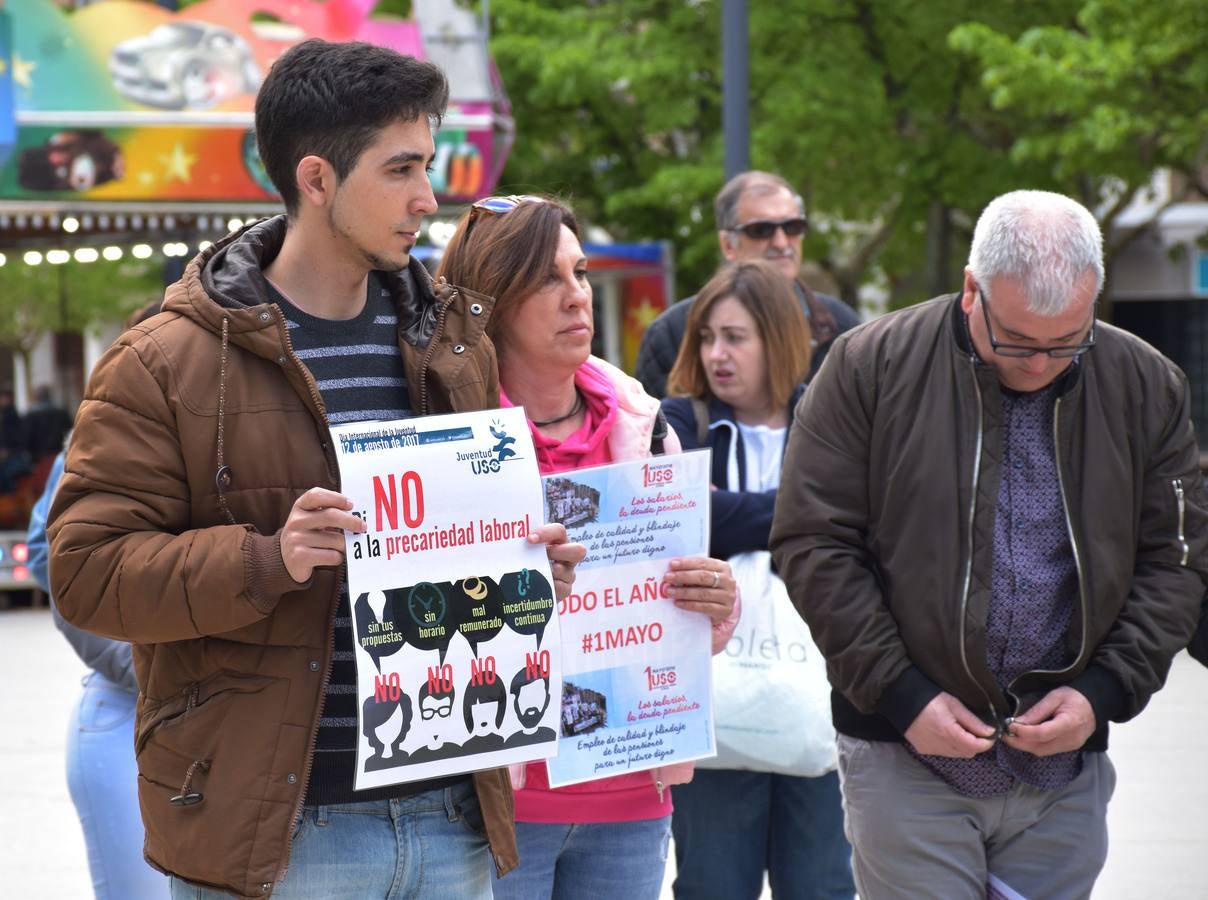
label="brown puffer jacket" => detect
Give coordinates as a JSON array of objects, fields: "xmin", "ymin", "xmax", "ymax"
[{"xmin": 48, "ymin": 217, "xmax": 517, "ymax": 898}]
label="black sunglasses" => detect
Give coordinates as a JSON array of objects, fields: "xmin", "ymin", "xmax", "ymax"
[
  {"xmin": 729, "ymin": 217, "xmax": 809, "ymax": 240},
  {"xmin": 978, "ymin": 288, "xmax": 1097, "ymax": 359}
]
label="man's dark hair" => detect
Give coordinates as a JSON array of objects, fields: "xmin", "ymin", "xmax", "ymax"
[
  {"xmin": 419, "ymin": 678, "xmax": 456, "ymax": 702},
  {"xmin": 254, "ymin": 39, "xmax": 449, "ymax": 214},
  {"xmin": 510, "ymin": 667, "xmax": 550, "ymax": 698}
]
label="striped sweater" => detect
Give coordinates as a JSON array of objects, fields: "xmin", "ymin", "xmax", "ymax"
[{"xmin": 267, "ymin": 270, "xmax": 466, "ymax": 805}]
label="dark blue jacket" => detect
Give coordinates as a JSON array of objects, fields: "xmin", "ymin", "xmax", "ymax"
[{"xmin": 662, "ymin": 385, "xmax": 806, "ymax": 560}]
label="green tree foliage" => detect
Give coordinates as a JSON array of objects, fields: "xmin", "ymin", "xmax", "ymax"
[
  {"xmin": 950, "ymin": 0, "xmax": 1208, "ymax": 275},
  {"xmin": 486, "ymin": 1, "xmax": 728, "ymax": 284},
  {"xmin": 482, "ymin": 1, "xmax": 1073, "ymax": 305},
  {"xmin": 180, "ymin": 1, "xmax": 1208, "ymax": 310},
  {"xmin": 482, "ymin": 0, "xmax": 1206, "ymax": 308},
  {"xmin": 0, "ymin": 257, "xmax": 164, "ymax": 393}
]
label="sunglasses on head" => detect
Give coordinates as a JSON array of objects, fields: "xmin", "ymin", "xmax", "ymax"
[
  {"xmin": 470, "ymin": 194, "xmax": 546, "ymax": 216},
  {"xmin": 729, "ymin": 217, "xmax": 809, "ymax": 240},
  {"xmin": 464, "ymin": 195, "xmax": 547, "ymax": 238}
]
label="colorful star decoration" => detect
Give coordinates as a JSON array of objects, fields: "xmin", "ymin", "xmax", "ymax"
[
  {"xmin": 628, "ymin": 297, "xmax": 663, "ymax": 331},
  {"xmin": 159, "ymin": 144, "xmax": 198, "ymax": 183},
  {"xmin": 11, "ymin": 54, "xmax": 36, "ymax": 89}
]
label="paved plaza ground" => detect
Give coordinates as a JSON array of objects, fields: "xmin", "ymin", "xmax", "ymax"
[{"xmin": 2, "ymin": 605, "xmax": 1204, "ymax": 898}]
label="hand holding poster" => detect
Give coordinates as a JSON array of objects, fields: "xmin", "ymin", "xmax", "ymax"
[
  {"xmin": 332, "ymin": 408, "xmax": 562, "ymax": 790},
  {"xmin": 541, "ymin": 449, "xmax": 715, "ymax": 787}
]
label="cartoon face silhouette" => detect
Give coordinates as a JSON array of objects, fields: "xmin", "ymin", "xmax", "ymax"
[
  {"xmin": 462, "ymin": 676, "xmax": 507, "ymax": 738},
  {"xmin": 515, "ymin": 679, "xmax": 550, "ymax": 731},
  {"xmin": 418, "ymin": 680, "xmax": 455, "ymax": 747},
  {"xmin": 470, "ymin": 698, "xmax": 502, "ymax": 736}
]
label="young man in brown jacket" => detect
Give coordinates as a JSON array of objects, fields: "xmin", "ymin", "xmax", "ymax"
[{"xmin": 48, "ymin": 40, "xmax": 583, "ymax": 899}]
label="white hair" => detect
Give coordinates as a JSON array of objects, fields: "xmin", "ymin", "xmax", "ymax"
[{"xmin": 968, "ymin": 190, "xmax": 1104, "ymax": 315}]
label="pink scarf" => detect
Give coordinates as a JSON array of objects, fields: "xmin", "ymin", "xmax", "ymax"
[{"xmin": 500, "ymin": 359, "xmax": 618, "ymax": 475}]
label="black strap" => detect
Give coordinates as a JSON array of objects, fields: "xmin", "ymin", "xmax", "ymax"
[
  {"xmin": 650, "ymin": 408, "xmax": 669, "ymax": 455},
  {"xmin": 690, "ymin": 397, "xmax": 709, "ymax": 446}
]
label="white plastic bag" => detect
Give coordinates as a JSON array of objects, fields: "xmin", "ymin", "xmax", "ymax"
[{"xmin": 697, "ymin": 550, "xmax": 836, "ymax": 777}]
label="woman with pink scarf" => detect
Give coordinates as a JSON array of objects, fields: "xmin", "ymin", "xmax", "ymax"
[{"xmin": 437, "ymin": 195, "xmax": 739, "ymax": 899}]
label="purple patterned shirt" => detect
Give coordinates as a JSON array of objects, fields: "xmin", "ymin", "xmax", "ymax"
[{"xmin": 913, "ymin": 383, "xmax": 1082, "ymax": 797}]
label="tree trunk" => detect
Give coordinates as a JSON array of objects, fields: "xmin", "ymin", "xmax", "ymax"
[
  {"xmin": 925, "ymin": 201, "xmax": 953, "ymax": 298},
  {"xmin": 17, "ymin": 347, "xmax": 33, "ymax": 408}
]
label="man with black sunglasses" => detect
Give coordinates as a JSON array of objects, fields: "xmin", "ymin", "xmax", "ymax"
[
  {"xmin": 771, "ymin": 190, "xmax": 1208, "ymax": 898},
  {"xmin": 635, "ymin": 170, "xmax": 861, "ymax": 398}
]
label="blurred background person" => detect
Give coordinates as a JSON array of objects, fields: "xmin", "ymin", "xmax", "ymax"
[
  {"xmin": 635, "ymin": 170, "xmax": 861, "ymax": 400},
  {"xmin": 661, "ymin": 259, "xmax": 854, "ymax": 899},
  {"xmin": 24, "ymin": 384, "xmax": 73, "ymax": 464},
  {"xmin": 0, "ymin": 387, "xmax": 29, "ymax": 493},
  {"xmin": 437, "ymin": 194, "xmax": 739, "ymax": 900},
  {"xmin": 26, "ymin": 301, "xmax": 169, "ymax": 900}
]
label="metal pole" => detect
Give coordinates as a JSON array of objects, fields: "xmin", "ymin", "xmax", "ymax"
[{"xmin": 721, "ymin": 0, "xmax": 749, "ymax": 179}]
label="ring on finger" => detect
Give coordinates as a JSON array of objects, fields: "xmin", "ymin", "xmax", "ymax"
[{"xmin": 710, "ymin": 570, "xmax": 720, "ymax": 589}]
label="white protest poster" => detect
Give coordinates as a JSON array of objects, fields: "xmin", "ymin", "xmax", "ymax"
[
  {"xmin": 331, "ymin": 408, "xmax": 562, "ymax": 790},
  {"xmin": 541, "ymin": 449, "xmax": 715, "ymax": 787}
]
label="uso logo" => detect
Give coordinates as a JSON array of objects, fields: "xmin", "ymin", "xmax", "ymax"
[{"xmin": 642, "ymin": 462, "xmax": 674, "ymax": 488}]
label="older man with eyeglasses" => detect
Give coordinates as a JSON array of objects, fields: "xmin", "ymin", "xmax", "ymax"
[
  {"xmin": 635, "ymin": 170, "xmax": 861, "ymax": 399},
  {"xmin": 771, "ymin": 189, "xmax": 1208, "ymax": 899}
]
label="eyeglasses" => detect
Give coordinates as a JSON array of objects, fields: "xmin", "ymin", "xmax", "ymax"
[
  {"xmin": 978, "ymin": 288, "xmax": 1096, "ymax": 359},
  {"xmin": 729, "ymin": 217, "xmax": 809, "ymax": 240},
  {"xmin": 420, "ymin": 704, "xmax": 453, "ymax": 720}
]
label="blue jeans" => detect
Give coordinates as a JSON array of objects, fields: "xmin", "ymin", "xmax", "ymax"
[
  {"xmin": 170, "ymin": 782, "xmax": 492, "ymax": 899},
  {"xmin": 66, "ymin": 673, "xmax": 169, "ymax": 900},
  {"xmin": 493, "ymin": 816, "xmax": 672, "ymax": 900},
  {"xmin": 671, "ymin": 769, "xmax": 854, "ymax": 900}
]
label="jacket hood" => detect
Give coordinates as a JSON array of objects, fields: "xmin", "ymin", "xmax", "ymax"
[
  {"xmin": 598, "ymin": 356, "xmax": 663, "ymax": 452},
  {"xmin": 159, "ymin": 214, "xmax": 486, "ymax": 522},
  {"xmin": 163, "ymin": 215, "xmax": 451, "ymax": 359}
]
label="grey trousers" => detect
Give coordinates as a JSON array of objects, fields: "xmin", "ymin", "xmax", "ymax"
[{"xmin": 836, "ymin": 736, "xmax": 1115, "ymax": 900}]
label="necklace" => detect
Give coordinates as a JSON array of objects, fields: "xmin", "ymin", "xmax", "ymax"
[{"xmin": 531, "ymin": 390, "xmax": 584, "ymax": 427}]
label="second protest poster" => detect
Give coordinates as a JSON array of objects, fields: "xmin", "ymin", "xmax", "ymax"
[{"xmin": 542, "ymin": 449, "xmax": 716, "ymax": 787}]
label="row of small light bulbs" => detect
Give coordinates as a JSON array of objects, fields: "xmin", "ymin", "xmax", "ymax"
[
  {"xmin": 0, "ymin": 217, "xmax": 257, "ymax": 268},
  {"xmin": 3, "ymin": 243, "xmax": 200, "ymax": 266},
  {"xmin": 0, "ymin": 213, "xmax": 251, "ymax": 235}
]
